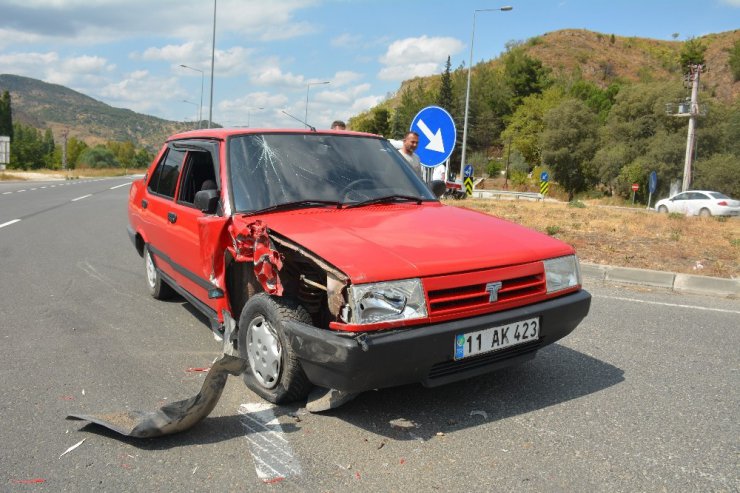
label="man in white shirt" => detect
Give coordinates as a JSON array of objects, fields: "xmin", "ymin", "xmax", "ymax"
[
  {"xmin": 398, "ymin": 131, "xmax": 422, "ymax": 179},
  {"xmin": 432, "ymin": 162, "xmax": 447, "ymax": 182}
]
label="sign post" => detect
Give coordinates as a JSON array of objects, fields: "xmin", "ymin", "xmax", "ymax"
[
  {"xmin": 631, "ymin": 183, "xmax": 639, "ymax": 205},
  {"xmin": 464, "ymin": 164, "xmax": 473, "ymax": 197},
  {"xmin": 540, "ymin": 171, "xmax": 549, "ymax": 202},
  {"xmin": 647, "ymin": 171, "xmax": 657, "ymax": 210},
  {"xmin": 0, "ymin": 136, "xmax": 9, "ymax": 171}
]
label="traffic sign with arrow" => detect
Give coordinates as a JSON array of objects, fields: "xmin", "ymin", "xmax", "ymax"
[{"xmin": 409, "ymin": 106, "xmax": 457, "ymax": 168}]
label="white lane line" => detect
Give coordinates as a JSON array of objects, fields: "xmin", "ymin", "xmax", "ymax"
[
  {"xmin": 594, "ymin": 295, "xmax": 740, "ymax": 315},
  {"xmin": 109, "ymin": 183, "xmax": 130, "ymax": 190},
  {"xmin": 2, "ymin": 191, "xmax": 11, "ymax": 195},
  {"xmin": 238, "ymin": 402, "xmax": 302, "ymax": 484},
  {"xmin": 17, "ymin": 189, "xmax": 26, "ymax": 192},
  {"xmin": 0, "ymin": 219, "xmax": 21, "ymax": 229},
  {"xmin": 71, "ymin": 194, "xmax": 92, "ymax": 202}
]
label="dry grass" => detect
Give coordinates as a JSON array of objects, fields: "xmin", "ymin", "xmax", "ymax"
[{"xmin": 447, "ymin": 198, "xmax": 740, "ymax": 279}]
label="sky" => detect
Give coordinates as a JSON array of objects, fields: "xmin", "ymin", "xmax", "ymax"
[{"xmin": 1, "ymin": 0, "xmax": 738, "ymax": 130}]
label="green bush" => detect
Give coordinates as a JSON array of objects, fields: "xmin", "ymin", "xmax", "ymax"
[{"xmin": 546, "ymin": 225, "xmax": 561, "ymax": 236}]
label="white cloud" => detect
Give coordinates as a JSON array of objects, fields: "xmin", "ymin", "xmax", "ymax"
[
  {"xmin": 250, "ymin": 66, "xmax": 306, "ymax": 88},
  {"xmin": 719, "ymin": 0, "xmax": 740, "ymax": 6},
  {"xmin": 98, "ymin": 70, "xmax": 187, "ymax": 115},
  {"xmin": 378, "ymin": 35, "xmax": 464, "ymax": 81}
]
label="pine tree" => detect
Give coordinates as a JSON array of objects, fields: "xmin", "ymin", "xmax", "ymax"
[
  {"xmin": 0, "ymin": 91, "xmax": 12, "ymax": 139},
  {"xmin": 437, "ymin": 56, "xmax": 454, "ymax": 112}
]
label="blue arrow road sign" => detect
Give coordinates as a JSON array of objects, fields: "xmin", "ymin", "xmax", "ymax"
[
  {"xmin": 464, "ymin": 164, "xmax": 473, "ymax": 178},
  {"xmin": 410, "ymin": 106, "xmax": 457, "ymax": 168},
  {"xmin": 540, "ymin": 171, "xmax": 549, "ymax": 182},
  {"xmin": 649, "ymin": 171, "xmax": 657, "ymax": 194}
]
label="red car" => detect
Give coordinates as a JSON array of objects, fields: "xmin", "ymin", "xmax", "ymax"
[{"xmin": 128, "ymin": 128, "xmax": 591, "ymax": 404}]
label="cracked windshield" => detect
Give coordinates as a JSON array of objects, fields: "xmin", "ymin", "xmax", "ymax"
[{"xmin": 228, "ymin": 133, "xmax": 435, "ymax": 213}]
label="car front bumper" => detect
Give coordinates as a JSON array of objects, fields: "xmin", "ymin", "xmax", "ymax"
[{"xmin": 283, "ymin": 289, "xmax": 591, "ymax": 393}]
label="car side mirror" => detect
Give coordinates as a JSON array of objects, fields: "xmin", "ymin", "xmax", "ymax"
[
  {"xmin": 194, "ymin": 189, "xmax": 219, "ymax": 214},
  {"xmin": 430, "ymin": 179, "xmax": 446, "ymax": 198}
]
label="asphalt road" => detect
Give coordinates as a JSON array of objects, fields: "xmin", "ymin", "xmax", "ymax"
[{"xmin": 1, "ymin": 178, "xmax": 738, "ymax": 492}]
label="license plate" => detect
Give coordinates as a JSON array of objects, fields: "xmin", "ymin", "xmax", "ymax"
[{"xmin": 454, "ymin": 317, "xmax": 540, "ymax": 360}]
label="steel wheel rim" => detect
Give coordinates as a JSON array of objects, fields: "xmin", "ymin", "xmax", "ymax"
[
  {"xmin": 145, "ymin": 249, "xmax": 157, "ymax": 289},
  {"xmin": 246, "ymin": 315, "xmax": 281, "ymax": 389}
]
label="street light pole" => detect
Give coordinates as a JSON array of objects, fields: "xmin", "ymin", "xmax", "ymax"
[
  {"xmin": 208, "ymin": 0, "xmax": 217, "ymax": 128},
  {"xmin": 179, "ymin": 64, "xmax": 204, "ymax": 129},
  {"xmin": 182, "ymin": 100, "xmax": 199, "ymax": 129},
  {"xmin": 247, "ymin": 107, "xmax": 264, "ymax": 127},
  {"xmin": 459, "ymin": 6, "xmax": 512, "ymax": 182},
  {"xmin": 305, "ymin": 81, "xmax": 330, "ymax": 128}
]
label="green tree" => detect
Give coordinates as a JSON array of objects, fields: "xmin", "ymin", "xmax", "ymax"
[
  {"xmin": 693, "ymin": 153, "xmax": 740, "ymax": 198},
  {"xmin": 106, "ymin": 140, "xmax": 136, "ymax": 168},
  {"xmin": 77, "ymin": 146, "xmax": 120, "ymax": 168},
  {"xmin": 373, "ymin": 108, "xmax": 390, "ymax": 137},
  {"xmin": 134, "ymin": 148, "xmax": 153, "ymax": 169},
  {"xmin": 679, "ymin": 38, "xmax": 707, "ymax": 69},
  {"xmin": 437, "ymin": 56, "xmax": 454, "ymax": 112},
  {"xmin": 540, "ymin": 99, "xmax": 599, "ymax": 201},
  {"xmin": 502, "ymin": 46, "xmax": 551, "ymax": 106},
  {"xmin": 9, "ymin": 123, "xmax": 46, "ymax": 169},
  {"xmin": 728, "ymin": 39, "xmax": 740, "ymax": 82},
  {"xmin": 0, "ymin": 91, "xmax": 12, "ymax": 139}
]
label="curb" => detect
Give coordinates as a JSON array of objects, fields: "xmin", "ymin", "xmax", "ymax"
[{"xmin": 580, "ymin": 262, "xmax": 740, "ymax": 298}]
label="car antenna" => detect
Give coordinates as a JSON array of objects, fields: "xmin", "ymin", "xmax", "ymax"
[{"xmin": 282, "ymin": 110, "xmax": 316, "ymax": 132}]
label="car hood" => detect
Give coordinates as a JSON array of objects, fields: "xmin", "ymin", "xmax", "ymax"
[{"xmin": 234, "ymin": 203, "xmax": 575, "ymax": 283}]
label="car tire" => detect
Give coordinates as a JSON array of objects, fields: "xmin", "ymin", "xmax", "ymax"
[
  {"xmin": 238, "ymin": 293, "xmax": 313, "ymax": 404},
  {"xmin": 699, "ymin": 208, "xmax": 711, "ymax": 217},
  {"xmin": 658, "ymin": 205, "xmax": 668, "ymax": 213},
  {"xmin": 143, "ymin": 244, "xmax": 174, "ymax": 300}
]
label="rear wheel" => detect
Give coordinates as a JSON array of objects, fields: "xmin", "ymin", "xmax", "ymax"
[
  {"xmin": 144, "ymin": 244, "xmax": 174, "ymax": 300},
  {"xmin": 238, "ymin": 293, "xmax": 313, "ymax": 404},
  {"xmin": 658, "ymin": 205, "xmax": 668, "ymax": 213},
  {"xmin": 699, "ymin": 208, "xmax": 711, "ymax": 217}
]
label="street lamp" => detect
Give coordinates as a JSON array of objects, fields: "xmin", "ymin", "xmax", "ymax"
[
  {"xmin": 305, "ymin": 81, "xmax": 330, "ymax": 128},
  {"xmin": 208, "ymin": 0, "xmax": 217, "ymax": 128},
  {"xmin": 182, "ymin": 100, "xmax": 199, "ymax": 129},
  {"xmin": 179, "ymin": 64, "xmax": 204, "ymax": 129},
  {"xmin": 459, "ymin": 6, "xmax": 512, "ymax": 182},
  {"xmin": 247, "ymin": 107, "xmax": 264, "ymax": 127}
]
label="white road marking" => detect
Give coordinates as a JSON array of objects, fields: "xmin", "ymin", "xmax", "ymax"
[
  {"xmin": 238, "ymin": 402, "xmax": 302, "ymax": 483},
  {"xmin": 2, "ymin": 191, "xmax": 11, "ymax": 195},
  {"xmin": 71, "ymin": 194, "xmax": 92, "ymax": 202},
  {"xmin": 594, "ymin": 295, "xmax": 740, "ymax": 315},
  {"xmin": 17, "ymin": 189, "xmax": 26, "ymax": 192},
  {"xmin": 0, "ymin": 219, "xmax": 21, "ymax": 229},
  {"xmin": 109, "ymin": 183, "xmax": 130, "ymax": 190}
]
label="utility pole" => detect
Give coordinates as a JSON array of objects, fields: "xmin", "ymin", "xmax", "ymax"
[
  {"xmin": 681, "ymin": 64, "xmax": 702, "ymax": 192},
  {"xmin": 61, "ymin": 130, "xmax": 68, "ymax": 170}
]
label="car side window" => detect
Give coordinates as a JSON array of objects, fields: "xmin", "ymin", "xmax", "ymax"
[
  {"xmin": 148, "ymin": 148, "xmax": 186, "ymax": 199},
  {"xmin": 178, "ymin": 150, "xmax": 218, "ymax": 205},
  {"xmin": 673, "ymin": 193, "xmax": 687, "ymax": 201}
]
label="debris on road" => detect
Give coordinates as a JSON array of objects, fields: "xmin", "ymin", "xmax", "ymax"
[
  {"xmin": 11, "ymin": 478, "xmax": 46, "ymax": 484},
  {"xmin": 305, "ymin": 387, "xmax": 358, "ymax": 413},
  {"xmin": 67, "ymin": 354, "xmax": 247, "ymax": 437},
  {"xmin": 59, "ymin": 438, "xmax": 86, "ymax": 458},
  {"xmin": 389, "ymin": 418, "xmax": 417, "ymax": 430},
  {"xmin": 470, "ymin": 410, "xmax": 488, "ymax": 419}
]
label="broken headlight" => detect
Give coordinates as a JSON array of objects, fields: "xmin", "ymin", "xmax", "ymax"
[
  {"xmin": 348, "ymin": 279, "xmax": 427, "ymax": 324},
  {"xmin": 543, "ymin": 255, "xmax": 581, "ymax": 294}
]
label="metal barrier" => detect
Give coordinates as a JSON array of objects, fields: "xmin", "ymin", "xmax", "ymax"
[{"xmin": 472, "ymin": 189, "xmax": 544, "ymax": 201}]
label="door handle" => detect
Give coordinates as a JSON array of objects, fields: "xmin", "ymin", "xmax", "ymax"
[
  {"xmin": 141, "ymin": 199, "xmax": 148, "ymax": 209},
  {"xmin": 167, "ymin": 212, "xmax": 177, "ymax": 224}
]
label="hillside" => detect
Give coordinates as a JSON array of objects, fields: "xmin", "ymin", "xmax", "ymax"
[
  {"xmin": 0, "ymin": 74, "xmax": 188, "ymax": 149},
  {"xmin": 382, "ymin": 28, "xmax": 739, "ymax": 112}
]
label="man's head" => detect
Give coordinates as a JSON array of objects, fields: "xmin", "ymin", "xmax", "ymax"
[
  {"xmin": 331, "ymin": 120, "xmax": 346, "ymax": 130},
  {"xmin": 402, "ymin": 131, "xmax": 419, "ymax": 154}
]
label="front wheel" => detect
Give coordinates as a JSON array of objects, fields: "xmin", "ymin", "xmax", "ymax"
[
  {"xmin": 144, "ymin": 244, "xmax": 174, "ymax": 300},
  {"xmin": 658, "ymin": 205, "xmax": 668, "ymax": 213},
  {"xmin": 238, "ymin": 293, "xmax": 313, "ymax": 404},
  {"xmin": 699, "ymin": 208, "xmax": 711, "ymax": 217}
]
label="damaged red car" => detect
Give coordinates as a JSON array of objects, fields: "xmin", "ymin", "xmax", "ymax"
[{"xmin": 127, "ymin": 128, "xmax": 591, "ymax": 404}]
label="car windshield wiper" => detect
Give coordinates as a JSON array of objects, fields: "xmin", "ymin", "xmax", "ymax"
[
  {"xmin": 344, "ymin": 195, "xmax": 423, "ymax": 209},
  {"xmin": 247, "ymin": 200, "xmax": 343, "ymax": 215}
]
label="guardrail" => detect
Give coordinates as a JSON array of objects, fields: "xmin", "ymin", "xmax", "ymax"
[{"xmin": 471, "ymin": 189, "xmax": 544, "ymax": 201}]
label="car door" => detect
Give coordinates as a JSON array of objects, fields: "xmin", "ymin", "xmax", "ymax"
[
  {"xmin": 670, "ymin": 192, "xmax": 690, "ymax": 214},
  {"xmin": 164, "ymin": 141, "xmax": 225, "ymax": 312}
]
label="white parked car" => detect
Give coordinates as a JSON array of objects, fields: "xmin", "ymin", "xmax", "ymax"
[{"xmin": 655, "ymin": 190, "xmax": 740, "ymax": 217}]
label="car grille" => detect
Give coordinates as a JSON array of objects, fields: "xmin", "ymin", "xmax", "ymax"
[{"xmin": 424, "ymin": 261, "xmax": 546, "ymax": 317}]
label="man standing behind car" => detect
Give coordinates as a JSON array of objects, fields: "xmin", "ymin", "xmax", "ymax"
[{"xmin": 398, "ymin": 131, "xmax": 422, "ymax": 179}]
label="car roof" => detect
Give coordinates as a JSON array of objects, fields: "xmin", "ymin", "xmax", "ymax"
[{"xmin": 166, "ymin": 127, "xmax": 379, "ymax": 141}]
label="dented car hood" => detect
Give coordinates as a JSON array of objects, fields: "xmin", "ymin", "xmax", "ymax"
[{"xmin": 233, "ymin": 203, "xmax": 574, "ymax": 284}]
